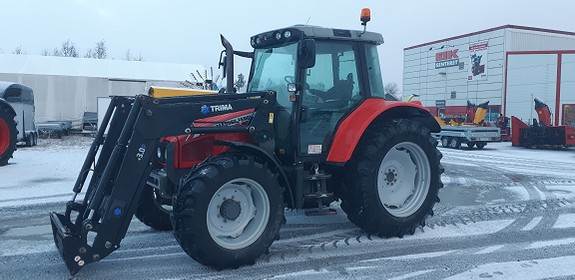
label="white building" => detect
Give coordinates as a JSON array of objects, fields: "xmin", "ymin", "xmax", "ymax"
[
  {"xmin": 0, "ymin": 54, "xmax": 203, "ymax": 125},
  {"xmin": 403, "ymin": 25, "xmax": 575, "ymax": 126}
]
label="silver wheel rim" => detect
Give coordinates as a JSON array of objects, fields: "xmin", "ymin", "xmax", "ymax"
[
  {"xmin": 377, "ymin": 142, "xmax": 431, "ymax": 218},
  {"xmin": 207, "ymin": 178, "xmax": 270, "ymax": 250}
]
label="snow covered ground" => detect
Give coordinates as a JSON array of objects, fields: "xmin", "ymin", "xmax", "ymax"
[{"xmin": 1, "ymin": 138, "xmax": 575, "ymax": 279}]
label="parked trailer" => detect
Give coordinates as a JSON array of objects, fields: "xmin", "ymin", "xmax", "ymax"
[
  {"xmin": 37, "ymin": 121, "xmax": 72, "ymax": 138},
  {"xmin": 0, "ymin": 82, "xmax": 38, "ymax": 146},
  {"xmin": 436, "ymin": 126, "xmax": 501, "ymax": 149}
]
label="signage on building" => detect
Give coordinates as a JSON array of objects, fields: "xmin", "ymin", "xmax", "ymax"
[
  {"xmin": 436, "ymin": 100, "xmax": 446, "ymax": 108},
  {"xmin": 435, "ymin": 49, "xmax": 459, "ymax": 69},
  {"xmin": 468, "ymin": 41, "xmax": 489, "ymax": 81}
]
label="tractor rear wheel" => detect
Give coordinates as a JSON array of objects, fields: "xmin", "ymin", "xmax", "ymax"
[
  {"xmin": 135, "ymin": 184, "xmax": 173, "ymax": 231},
  {"xmin": 0, "ymin": 104, "xmax": 17, "ymax": 166},
  {"xmin": 341, "ymin": 119, "xmax": 443, "ymax": 237},
  {"xmin": 173, "ymin": 154, "xmax": 284, "ymax": 269}
]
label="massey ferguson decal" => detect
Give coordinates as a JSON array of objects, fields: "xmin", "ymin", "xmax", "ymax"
[
  {"xmin": 435, "ymin": 49, "xmax": 459, "ymax": 69},
  {"xmin": 468, "ymin": 41, "xmax": 488, "ymax": 81},
  {"xmin": 192, "ymin": 109, "xmax": 255, "ymax": 128}
]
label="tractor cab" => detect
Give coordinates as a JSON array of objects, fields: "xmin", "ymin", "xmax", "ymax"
[{"xmin": 221, "ymin": 24, "xmax": 386, "ymax": 161}]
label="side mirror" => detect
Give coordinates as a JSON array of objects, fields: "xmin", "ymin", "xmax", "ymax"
[{"xmin": 298, "ymin": 39, "xmax": 316, "ymax": 69}]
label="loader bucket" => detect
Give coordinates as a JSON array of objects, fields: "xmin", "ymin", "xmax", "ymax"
[{"xmin": 50, "ymin": 212, "xmax": 90, "ymax": 275}]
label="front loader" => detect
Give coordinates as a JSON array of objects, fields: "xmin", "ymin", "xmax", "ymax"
[{"xmin": 51, "ymin": 9, "xmax": 444, "ymax": 275}]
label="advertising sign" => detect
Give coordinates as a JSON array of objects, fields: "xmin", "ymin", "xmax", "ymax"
[
  {"xmin": 435, "ymin": 49, "xmax": 459, "ymax": 69},
  {"xmin": 468, "ymin": 41, "xmax": 488, "ymax": 81}
]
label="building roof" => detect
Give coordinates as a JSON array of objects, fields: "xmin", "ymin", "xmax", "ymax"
[
  {"xmin": 0, "ymin": 54, "xmax": 204, "ymax": 82},
  {"xmin": 404, "ymin": 25, "xmax": 575, "ymax": 51}
]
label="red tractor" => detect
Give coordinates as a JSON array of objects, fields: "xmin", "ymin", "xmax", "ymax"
[
  {"xmin": 0, "ymin": 98, "xmax": 17, "ymax": 166},
  {"xmin": 512, "ymin": 98, "xmax": 575, "ymax": 148},
  {"xmin": 50, "ymin": 10, "xmax": 443, "ymax": 275}
]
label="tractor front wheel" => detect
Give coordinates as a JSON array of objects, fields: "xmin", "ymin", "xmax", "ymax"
[
  {"xmin": 173, "ymin": 154, "xmax": 284, "ymax": 269},
  {"xmin": 135, "ymin": 184, "xmax": 173, "ymax": 231},
  {"xmin": 0, "ymin": 105, "xmax": 17, "ymax": 166},
  {"xmin": 341, "ymin": 119, "xmax": 443, "ymax": 237}
]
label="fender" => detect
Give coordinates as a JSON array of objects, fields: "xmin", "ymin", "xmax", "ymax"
[
  {"xmin": 215, "ymin": 140, "xmax": 295, "ymax": 208},
  {"xmin": 326, "ymin": 98, "xmax": 440, "ymax": 164}
]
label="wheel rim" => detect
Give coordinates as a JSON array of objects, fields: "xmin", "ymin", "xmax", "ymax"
[
  {"xmin": 450, "ymin": 138, "xmax": 458, "ymax": 148},
  {"xmin": 377, "ymin": 142, "xmax": 431, "ymax": 218},
  {"xmin": 441, "ymin": 138, "xmax": 448, "ymax": 147},
  {"xmin": 0, "ymin": 119, "xmax": 10, "ymax": 155},
  {"xmin": 207, "ymin": 178, "xmax": 270, "ymax": 250}
]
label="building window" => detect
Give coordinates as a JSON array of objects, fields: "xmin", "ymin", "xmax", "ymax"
[{"xmin": 450, "ymin": 91, "xmax": 457, "ymax": 99}]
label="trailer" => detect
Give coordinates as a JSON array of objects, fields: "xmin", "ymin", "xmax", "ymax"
[
  {"xmin": 437, "ymin": 126, "xmax": 501, "ymax": 149},
  {"xmin": 0, "ymin": 82, "xmax": 38, "ymax": 146}
]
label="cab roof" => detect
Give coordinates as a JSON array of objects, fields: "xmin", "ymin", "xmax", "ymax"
[{"xmin": 250, "ymin": 25, "xmax": 384, "ymax": 48}]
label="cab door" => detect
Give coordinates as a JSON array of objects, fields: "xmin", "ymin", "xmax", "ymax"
[{"xmin": 298, "ymin": 41, "xmax": 364, "ymax": 156}]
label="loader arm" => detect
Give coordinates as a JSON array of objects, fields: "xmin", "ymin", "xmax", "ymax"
[{"xmin": 50, "ymin": 91, "xmax": 278, "ymax": 275}]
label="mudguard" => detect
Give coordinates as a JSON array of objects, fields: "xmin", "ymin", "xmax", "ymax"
[{"xmin": 326, "ymin": 98, "xmax": 439, "ymax": 164}]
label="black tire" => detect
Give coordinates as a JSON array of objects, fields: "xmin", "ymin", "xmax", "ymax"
[
  {"xmin": 476, "ymin": 142, "xmax": 487, "ymax": 149},
  {"xmin": 340, "ymin": 118, "xmax": 443, "ymax": 237},
  {"xmin": 173, "ymin": 154, "xmax": 284, "ymax": 269},
  {"xmin": 441, "ymin": 137, "xmax": 449, "ymax": 148},
  {"xmin": 449, "ymin": 137, "xmax": 461, "ymax": 149},
  {"xmin": 466, "ymin": 141, "xmax": 476, "ymax": 149},
  {"xmin": 25, "ymin": 134, "xmax": 33, "ymax": 147},
  {"xmin": 135, "ymin": 184, "xmax": 173, "ymax": 231},
  {"xmin": 0, "ymin": 104, "xmax": 17, "ymax": 166}
]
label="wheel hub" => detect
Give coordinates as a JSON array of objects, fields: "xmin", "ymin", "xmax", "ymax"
[
  {"xmin": 384, "ymin": 168, "xmax": 398, "ymax": 186},
  {"xmin": 220, "ymin": 198, "xmax": 242, "ymax": 221}
]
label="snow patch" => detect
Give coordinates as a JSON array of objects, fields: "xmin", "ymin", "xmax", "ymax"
[{"xmin": 445, "ymin": 255, "xmax": 575, "ymax": 280}]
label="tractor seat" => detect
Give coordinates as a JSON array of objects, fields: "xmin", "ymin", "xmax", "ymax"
[{"xmin": 316, "ymin": 73, "xmax": 354, "ymax": 109}]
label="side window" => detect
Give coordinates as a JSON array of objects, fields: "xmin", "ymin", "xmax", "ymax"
[
  {"xmin": 365, "ymin": 45, "xmax": 385, "ymax": 98},
  {"xmin": 303, "ymin": 42, "xmax": 360, "ymax": 108},
  {"xmin": 304, "ymin": 54, "xmax": 333, "ymax": 106},
  {"xmin": 338, "ymin": 50, "xmax": 361, "ymax": 104}
]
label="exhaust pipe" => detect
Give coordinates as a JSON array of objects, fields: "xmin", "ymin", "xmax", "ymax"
[{"xmin": 220, "ymin": 35, "xmax": 235, "ymax": 93}]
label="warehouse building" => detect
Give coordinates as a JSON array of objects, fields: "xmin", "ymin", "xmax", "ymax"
[
  {"xmin": 0, "ymin": 54, "xmax": 203, "ymax": 126},
  {"xmin": 403, "ymin": 25, "xmax": 575, "ymax": 127}
]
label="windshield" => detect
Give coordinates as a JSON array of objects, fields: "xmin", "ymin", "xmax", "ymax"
[{"xmin": 247, "ymin": 43, "xmax": 298, "ymax": 108}]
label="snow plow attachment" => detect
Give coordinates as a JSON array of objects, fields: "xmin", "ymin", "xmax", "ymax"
[{"xmin": 49, "ymin": 93, "xmax": 276, "ymax": 275}]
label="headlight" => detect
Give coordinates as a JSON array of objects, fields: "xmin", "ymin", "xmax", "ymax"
[
  {"xmin": 250, "ymin": 38, "xmax": 256, "ymax": 47},
  {"xmin": 256, "ymin": 37, "xmax": 261, "ymax": 45},
  {"xmin": 283, "ymin": 30, "xmax": 292, "ymax": 38},
  {"xmin": 275, "ymin": 32, "xmax": 282, "ymax": 40}
]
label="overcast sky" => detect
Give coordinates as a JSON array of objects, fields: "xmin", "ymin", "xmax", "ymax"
[{"xmin": 2, "ymin": 0, "xmax": 575, "ymax": 89}]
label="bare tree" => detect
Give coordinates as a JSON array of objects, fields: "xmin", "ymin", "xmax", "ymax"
[
  {"xmin": 60, "ymin": 40, "xmax": 79, "ymax": 57},
  {"xmin": 384, "ymin": 82, "xmax": 400, "ymax": 100},
  {"xmin": 124, "ymin": 49, "xmax": 143, "ymax": 61},
  {"xmin": 41, "ymin": 49, "xmax": 51, "ymax": 56},
  {"xmin": 12, "ymin": 45, "xmax": 26, "ymax": 55},
  {"xmin": 85, "ymin": 40, "xmax": 107, "ymax": 59}
]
